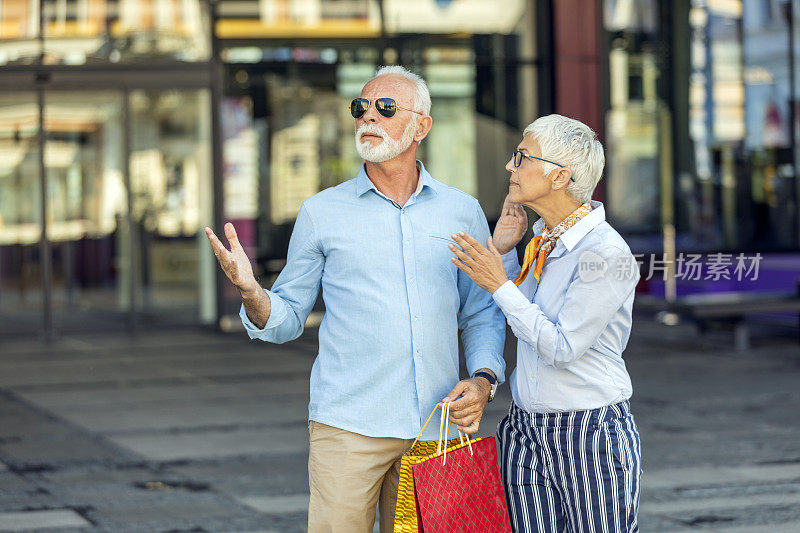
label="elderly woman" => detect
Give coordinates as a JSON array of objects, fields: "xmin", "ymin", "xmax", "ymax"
[{"xmin": 445, "ymin": 114, "xmax": 641, "ymax": 532}]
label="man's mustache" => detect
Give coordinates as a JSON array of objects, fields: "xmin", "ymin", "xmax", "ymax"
[{"xmin": 356, "ymin": 124, "xmax": 388, "ymax": 141}]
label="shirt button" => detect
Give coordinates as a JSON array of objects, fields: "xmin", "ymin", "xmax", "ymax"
[{"xmin": 409, "ymin": 276, "xmax": 415, "ymax": 282}]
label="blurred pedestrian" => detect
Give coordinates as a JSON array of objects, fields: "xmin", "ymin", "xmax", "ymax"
[
  {"xmin": 448, "ymin": 114, "xmax": 642, "ymax": 532},
  {"xmin": 205, "ymin": 66, "xmax": 505, "ymax": 533}
]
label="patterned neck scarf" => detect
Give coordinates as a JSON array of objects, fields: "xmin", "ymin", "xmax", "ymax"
[{"xmin": 514, "ymin": 202, "xmax": 593, "ymax": 285}]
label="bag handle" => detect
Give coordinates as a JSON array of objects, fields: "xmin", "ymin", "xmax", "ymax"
[
  {"xmin": 408, "ymin": 402, "xmax": 474, "ymax": 465},
  {"xmin": 437, "ymin": 402, "xmax": 473, "ymax": 465},
  {"xmin": 410, "ymin": 402, "xmax": 445, "ymax": 450}
]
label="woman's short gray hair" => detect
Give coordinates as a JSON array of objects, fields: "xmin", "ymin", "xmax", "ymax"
[
  {"xmin": 372, "ymin": 65, "xmax": 432, "ymax": 116},
  {"xmin": 523, "ymin": 114, "xmax": 605, "ymax": 204}
]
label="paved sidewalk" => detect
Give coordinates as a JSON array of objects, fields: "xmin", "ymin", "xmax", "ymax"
[{"xmin": 0, "ymin": 317, "xmax": 799, "ymax": 532}]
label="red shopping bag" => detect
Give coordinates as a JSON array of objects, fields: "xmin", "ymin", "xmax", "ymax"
[{"xmin": 411, "ymin": 405, "xmax": 512, "ymax": 533}]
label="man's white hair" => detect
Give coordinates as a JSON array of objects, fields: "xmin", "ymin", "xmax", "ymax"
[
  {"xmin": 372, "ymin": 65, "xmax": 432, "ymax": 116},
  {"xmin": 523, "ymin": 114, "xmax": 605, "ymax": 204}
]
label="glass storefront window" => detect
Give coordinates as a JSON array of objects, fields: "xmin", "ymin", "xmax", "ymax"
[
  {"xmin": 382, "ymin": 0, "xmax": 527, "ymax": 34},
  {"xmin": 0, "ymin": 92, "xmax": 43, "ymax": 336},
  {"xmin": 0, "ymin": 87, "xmax": 214, "ymax": 336},
  {"xmin": 42, "ymin": 91, "xmax": 129, "ymax": 328},
  {"xmin": 129, "ymin": 89, "xmax": 214, "ymax": 323},
  {"xmin": 216, "ymin": 0, "xmax": 530, "ymax": 38},
  {"xmin": 602, "ymin": 0, "xmax": 800, "ymax": 253},
  {"xmin": 603, "ymin": 0, "xmax": 665, "ymax": 240},
  {"xmin": 0, "ymin": 0, "xmax": 41, "ymax": 64},
  {"xmin": 686, "ymin": 0, "xmax": 799, "ymax": 251},
  {"xmin": 216, "ymin": 0, "xmax": 379, "ymax": 39},
  {"xmin": 1, "ymin": 3, "xmax": 216, "ymax": 335},
  {"xmin": 0, "ymin": 0, "xmax": 212, "ymax": 66},
  {"xmin": 54, "ymin": 0, "xmax": 211, "ymax": 64},
  {"xmin": 423, "ymin": 60, "xmax": 478, "ymax": 198}
]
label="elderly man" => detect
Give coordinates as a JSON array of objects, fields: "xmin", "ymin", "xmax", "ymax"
[{"xmin": 204, "ymin": 66, "xmax": 505, "ymax": 533}]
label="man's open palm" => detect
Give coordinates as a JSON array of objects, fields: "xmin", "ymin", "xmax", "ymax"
[{"xmin": 205, "ymin": 223, "xmax": 259, "ymax": 295}]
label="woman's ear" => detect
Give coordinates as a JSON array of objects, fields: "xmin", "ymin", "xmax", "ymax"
[{"xmin": 551, "ymin": 167, "xmax": 573, "ymax": 190}]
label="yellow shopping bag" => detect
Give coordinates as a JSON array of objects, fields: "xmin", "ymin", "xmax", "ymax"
[{"xmin": 394, "ymin": 403, "xmax": 482, "ymax": 533}]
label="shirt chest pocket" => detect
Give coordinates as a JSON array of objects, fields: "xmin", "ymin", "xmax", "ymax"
[{"xmin": 427, "ymin": 234, "xmax": 458, "ymax": 286}]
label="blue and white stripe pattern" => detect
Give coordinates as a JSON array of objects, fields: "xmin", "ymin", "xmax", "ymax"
[{"xmin": 498, "ymin": 401, "xmax": 641, "ymax": 532}]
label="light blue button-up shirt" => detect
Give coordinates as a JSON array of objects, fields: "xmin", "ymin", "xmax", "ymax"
[
  {"xmin": 241, "ymin": 162, "xmax": 506, "ymax": 439},
  {"xmin": 492, "ymin": 201, "xmax": 638, "ymax": 413}
]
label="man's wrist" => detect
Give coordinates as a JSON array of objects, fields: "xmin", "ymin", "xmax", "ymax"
[
  {"xmin": 473, "ymin": 368, "xmax": 496, "ymax": 380},
  {"xmin": 472, "ymin": 369, "xmax": 497, "ymax": 402},
  {"xmin": 472, "ymin": 375, "xmax": 491, "ymax": 390},
  {"xmin": 239, "ymin": 282, "xmax": 263, "ymax": 301}
]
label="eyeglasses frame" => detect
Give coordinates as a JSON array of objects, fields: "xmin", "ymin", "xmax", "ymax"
[{"xmin": 513, "ymin": 151, "xmax": 575, "ymax": 182}]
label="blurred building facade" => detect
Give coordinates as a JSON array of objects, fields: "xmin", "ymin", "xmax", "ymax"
[{"xmin": 0, "ymin": 0, "xmax": 798, "ymax": 337}]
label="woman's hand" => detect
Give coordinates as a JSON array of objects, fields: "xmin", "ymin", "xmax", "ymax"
[
  {"xmin": 493, "ymin": 194, "xmax": 528, "ymax": 255},
  {"xmin": 449, "ymin": 232, "xmax": 509, "ymax": 294}
]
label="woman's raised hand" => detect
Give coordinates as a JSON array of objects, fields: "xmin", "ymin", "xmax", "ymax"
[{"xmin": 492, "ymin": 194, "xmax": 527, "ymax": 255}]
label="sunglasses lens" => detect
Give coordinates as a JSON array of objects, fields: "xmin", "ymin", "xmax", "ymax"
[
  {"xmin": 351, "ymin": 99, "xmax": 368, "ymax": 118},
  {"xmin": 375, "ymin": 98, "xmax": 397, "ymax": 118}
]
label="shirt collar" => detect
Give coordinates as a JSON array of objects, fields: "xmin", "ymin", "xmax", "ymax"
[
  {"xmin": 355, "ymin": 160, "xmax": 437, "ymax": 198},
  {"xmin": 531, "ymin": 200, "xmax": 606, "ymax": 252}
]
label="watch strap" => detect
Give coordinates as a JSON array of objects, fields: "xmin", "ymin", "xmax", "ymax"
[
  {"xmin": 473, "ymin": 371, "xmax": 497, "ymax": 385},
  {"xmin": 473, "ymin": 371, "xmax": 498, "ymax": 402}
]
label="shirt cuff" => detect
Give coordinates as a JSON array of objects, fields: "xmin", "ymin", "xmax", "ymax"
[
  {"xmin": 467, "ymin": 350, "xmax": 506, "ymax": 385},
  {"xmin": 501, "ymin": 249, "xmax": 521, "ymax": 278},
  {"xmin": 492, "ymin": 279, "xmax": 534, "ymax": 317},
  {"xmin": 239, "ymin": 289, "xmax": 288, "ymax": 333}
]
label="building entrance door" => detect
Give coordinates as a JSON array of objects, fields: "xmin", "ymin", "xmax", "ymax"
[
  {"xmin": 43, "ymin": 91, "xmax": 131, "ymax": 333},
  {"xmin": 0, "ymin": 93, "xmax": 45, "ymax": 338},
  {"xmin": 128, "ymin": 89, "xmax": 215, "ymax": 326},
  {"xmin": 0, "ymin": 86, "xmax": 215, "ymax": 339}
]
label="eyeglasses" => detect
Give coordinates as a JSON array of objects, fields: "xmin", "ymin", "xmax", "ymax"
[
  {"xmin": 350, "ymin": 97, "xmax": 423, "ymax": 119},
  {"xmin": 512, "ymin": 151, "xmax": 575, "ymax": 182}
]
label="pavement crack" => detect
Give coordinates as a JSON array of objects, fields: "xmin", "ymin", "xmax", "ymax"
[{"xmin": 681, "ymin": 515, "xmax": 736, "ymax": 526}]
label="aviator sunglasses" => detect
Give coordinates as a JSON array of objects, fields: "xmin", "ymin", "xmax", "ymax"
[
  {"xmin": 513, "ymin": 150, "xmax": 575, "ymax": 182},
  {"xmin": 350, "ymin": 97, "xmax": 424, "ymax": 119}
]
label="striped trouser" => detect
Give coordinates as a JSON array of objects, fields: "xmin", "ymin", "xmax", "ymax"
[{"xmin": 497, "ymin": 401, "xmax": 641, "ymax": 533}]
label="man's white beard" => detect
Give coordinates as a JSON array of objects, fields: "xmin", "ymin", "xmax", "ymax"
[{"xmin": 355, "ymin": 118, "xmax": 417, "ymax": 163}]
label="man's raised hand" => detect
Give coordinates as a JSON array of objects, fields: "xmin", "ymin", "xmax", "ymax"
[{"xmin": 205, "ymin": 223, "xmax": 260, "ymax": 296}]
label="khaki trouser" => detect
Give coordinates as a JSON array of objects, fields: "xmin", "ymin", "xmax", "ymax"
[{"xmin": 308, "ymin": 421, "xmax": 414, "ymax": 533}]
